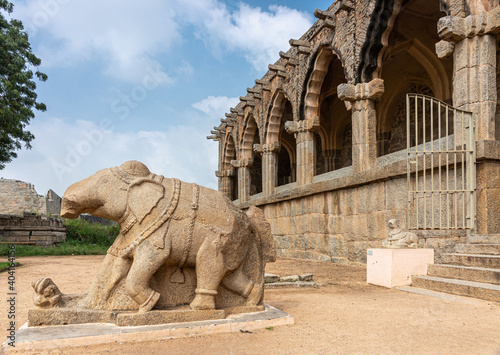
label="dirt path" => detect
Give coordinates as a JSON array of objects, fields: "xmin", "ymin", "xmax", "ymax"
[{"xmin": 1, "ymin": 256, "xmax": 499, "ymax": 354}]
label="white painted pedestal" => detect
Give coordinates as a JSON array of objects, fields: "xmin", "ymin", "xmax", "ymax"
[{"xmin": 366, "ymin": 248, "xmax": 434, "ymax": 288}]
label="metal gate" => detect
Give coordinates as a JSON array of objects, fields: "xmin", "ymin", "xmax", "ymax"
[{"xmin": 406, "ymin": 94, "xmax": 476, "ymax": 234}]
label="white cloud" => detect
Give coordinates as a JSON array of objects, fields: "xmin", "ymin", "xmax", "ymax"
[
  {"xmin": 16, "ymin": 0, "xmax": 182, "ymax": 84},
  {"xmin": 177, "ymin": 1, "xmax": 314, "ymax": 71},
  {"xmin": 1, "ymin": 115, "xmax": 218, "ymax": 196},
  {"xmin": 192, "ymin": 96, "xmax": 239, "ymax": 118},
  {"xmin": 15, "ymin": 0, "xmax": 313, "ymax": 81}
]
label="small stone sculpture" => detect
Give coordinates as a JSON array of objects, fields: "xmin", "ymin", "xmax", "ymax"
[
  {"xmin": 382, "ymin": 219, "xmax": 419, "ymax": 248},
  {"xmin": 31, "ymin": 161, "xmax": 276, "ymax": 322}
]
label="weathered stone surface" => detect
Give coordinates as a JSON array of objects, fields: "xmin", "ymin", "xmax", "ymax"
[
  {"xmin": 280, "ymin": 275, "xmax": 300, "ymax": 282},
  {"xmin": 207, "ymin": 0, "xmax": 500, "ymax": 265},
  {"xmin": 264, "ymin": 273, "xmax": 280, "ymax": 283},
  {"xmin": 0, "ymin": 180, "xmax": 61, "ymax": 216},
  {"xmin": 28, "ymin": 306, "xmax": 266, "ymax": 327},
  {"xmin": 0, "ymin": 213, "xmax": 66, "ymax": 246},
  {"xmin": 299, "ymin": 273, "xmax": 313, "ymax": 281},
  {"xmin": 30, "ymin": 161, "xmax": 276, "ymax": 326}
]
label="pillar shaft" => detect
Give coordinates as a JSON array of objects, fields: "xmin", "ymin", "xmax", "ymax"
[
  {"xmin": 296, "ymin": 130, "xmax": 316, "ymax": 185},
  {"xmin": 285, "ymin": 117, "xmax": 320, "ymax": 187},
  {"xmin": 216, "ymin": 169, "xmax": 235, "ymax": 201},
  {"xmin": 262, "ymin": 151, "xmax": 277, "ymax": 196},
  {"xmin": 338, "ymin": 78, "xmax": 384, "ymax": 174},
  {"xmin": 351, "ymin": 99, "xmax": 378, "ymax": 173},
  {"xmin": 453, "ymin": 34, "xmax": 496, "ymax": 140}
]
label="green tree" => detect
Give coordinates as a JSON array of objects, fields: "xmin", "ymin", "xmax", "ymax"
[{"xmin": 0, "ymin": 0, "xmax": 47, "ymax": 169}]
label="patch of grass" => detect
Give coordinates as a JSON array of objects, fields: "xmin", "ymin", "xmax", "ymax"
[
  {"xmin": 0, "ymin": 262, "xmax": 20, "ymax": 272},
  {"xmin": 265, "ymin": 326, "xmax": 274, "ymax": 331},
  {"xmin": 0, "ymin": 240, "xmax": 109, "ymax": 257},
  {"xmin": 64, "ymin": 219, "xmax": 119, "ymax": 246}
]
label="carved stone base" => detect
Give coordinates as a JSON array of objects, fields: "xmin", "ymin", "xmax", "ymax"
[
  {"xmin": 366, "ymin": 248, "xmax": 434, "ymax": 288},
  {"xmin": 28, "ymin": 305, "xmax": 266, "ymax": 327}
]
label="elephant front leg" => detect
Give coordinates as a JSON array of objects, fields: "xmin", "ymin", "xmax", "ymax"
[
  {"xmin": 190, "ymin": 237, "xmax": 226, "ymax": 310},
  {"xmin": 125, "ymin": 242, "xmax": 169, "ymax": 313}
]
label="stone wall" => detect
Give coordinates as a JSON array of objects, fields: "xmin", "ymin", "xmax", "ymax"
[
  {"xmin": 0, "ymin": 179, "xmax": 61, "ymax": 216},
  {"xmin": 0, "ymin": 213, "xmax": 66, "ymax": 246}
]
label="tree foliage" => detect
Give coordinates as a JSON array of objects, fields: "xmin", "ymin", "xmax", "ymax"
[{"xmin": 0, "ymin": 0, "xmax": 47, "ymax": 169}]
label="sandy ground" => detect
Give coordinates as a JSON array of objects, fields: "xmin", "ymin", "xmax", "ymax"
[{"xmin": 1, "ymin": 255, "xmax": 500, "ymax": 354}]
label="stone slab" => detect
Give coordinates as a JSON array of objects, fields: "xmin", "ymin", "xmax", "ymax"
[
  {"xmin": 366, "ymin": 248, "xmax": 434, "ymax": 288},
  {"xmin": 3, "ymin": 305, "xmax": 293, "ymax": 352},
  {"xmin": 28, "ymin": 305, "xmax": 266, "ymax": 327}
]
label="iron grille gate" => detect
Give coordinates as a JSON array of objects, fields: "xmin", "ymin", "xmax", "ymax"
[{"xmin": 406, "ymin": 94, "xmax": 476, "ymax": 236}]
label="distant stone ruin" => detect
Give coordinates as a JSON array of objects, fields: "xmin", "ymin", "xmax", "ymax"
[
  {"xmin": 0, "ymin": 179, "xmax": 61, "ymax": 216},
  {"xmin": 0, "ymin": 213, "xmax": 66, "ymax": 246}
]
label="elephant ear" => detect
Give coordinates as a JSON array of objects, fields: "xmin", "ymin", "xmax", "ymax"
[{"xmin": 127, "ymin": 179, "xmax": 165, "ymax": 223}]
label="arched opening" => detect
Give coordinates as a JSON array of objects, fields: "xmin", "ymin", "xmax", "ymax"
[
  {"xmin": 303, "ymin": 46, "xmax": 349, "ymax": 175},
  {"xmin": 240, "ymin": 115, "xmax": 262, "ymax": 196},
  {"xmin": 374, "ymin": 0, "xmax": 452, "ymax": 156},
  {"xmin": 223, "ymin": 133, "xmax": 238, "ymax": 201},
  {"xmin": 266, "ymin": 91, "xmax": 296, "ymax": 188},
  {"xmin": 278, "ymin": 101, "xmax": 296, "ymax": 186}
]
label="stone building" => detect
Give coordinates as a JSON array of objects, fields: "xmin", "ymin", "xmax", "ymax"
[
  {"xmin": 0, "ymin": 179, "xmax": 62, "ymax": 216},
  {"xmin": 208, "ymin": 0, "xmax": 500, "ymax": 263}
]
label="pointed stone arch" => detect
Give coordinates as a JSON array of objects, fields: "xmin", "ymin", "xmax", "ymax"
[
  {"xmin": 357, "ymin": 0, "xmax": 451, "ymax": 83},
  {"xmin": 266, "ymin": 90, "xmax": 292, "ymax": 145},
  {"xmin": 240, "ymin": 114, "xmax": 260, "ymax": 160},
  {"xmin": 222, "ymin": 132, "xmax": 237, "ymax": 169},
  {"xmin": 303, "ymin": 46, "xmax": 336, "ymax": 122}
]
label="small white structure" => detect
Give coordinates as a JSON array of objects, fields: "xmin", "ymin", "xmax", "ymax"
[{"xmin": 366, "ymin": 248, "xmax": 434, "ymax": 288}]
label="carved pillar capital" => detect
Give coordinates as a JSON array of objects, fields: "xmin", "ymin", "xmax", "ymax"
[
  {"xmin": 437, "ymin": 7, "xmax": 500, "ymax": 43},
  {"xmin": 284, "ymin": 116, "xmax": 320, "ymax": 134},
  {"xmin": 215, "ymin": 169, "xmax": 235, "ymax": 178},
  {"xmin": 337, "ymin": 78, "xmax": 385, "ymax": 102},
  {"xmin": 231, "ymin": 159, "xmax": 253, "ymax": 168},
  {"xmin": 254, "ymin": 141, "xmax": 280, "ymax": 154}
]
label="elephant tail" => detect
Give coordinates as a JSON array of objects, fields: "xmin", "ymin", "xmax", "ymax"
[{"xmin": 246, "ymin": 206, "xmax": 276, "ymax": 263}]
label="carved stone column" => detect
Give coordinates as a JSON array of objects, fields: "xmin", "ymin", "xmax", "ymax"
[
  {"xmin": 285, "ymin": 117, "xmax": 320, "ymax": 186},
  {"xmin": 216, "ymin": 169, "xmax": 235, "ymax": 200},
  {"xmin": 338, "ymin": 79, "xmax": 385, "ymax": 174},
  {"xmin": 254, "ymin": 142, "xmax": 280, "ymax": 197},
  {"xmin": 437, "ymin": 9, "xmax": 499, "ymax": 140},
  {"xmin": 231, "ymin": 159, "xmax": 253, "ymax": 203}
]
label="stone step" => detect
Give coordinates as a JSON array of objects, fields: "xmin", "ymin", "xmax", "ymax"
[
  {"xmin": 468, "ymin": 234, "xmax": 500, "ymax": 244},
  {"xmin": 412, "ymin": 275, "xmax": 500, "ymax": 302},
  {"xmin": 454, "ymin": 244, "xmax": 500, "ymax": 255},
  {"xmin": 428, "ymin": 264, "xmax": 500, "ymax": 285},
  {"xmin": 441, "ymin": 253, "xmax": 500, "ymax": 268}
]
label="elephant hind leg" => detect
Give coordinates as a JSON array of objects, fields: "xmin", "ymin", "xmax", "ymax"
[
  {"xmin": 190, "ymin": 237, "xmax": 225, "ymax": 310},
  {"xmin": 221, "ymin": 263, "xmax": 254, "ymax": 298}
]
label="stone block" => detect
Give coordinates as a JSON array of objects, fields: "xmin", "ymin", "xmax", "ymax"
[
  {"xmin": 299, "ymin": 273, "xmax": 313, "ymax": 281},
  {"xmin": 366, "ymin": 248, "xmax": 434, "ymax": 288},
  {"xmin": 302, "ymin": 233, "xmax": 330, "ymax": 254},
  {"xmin": 329, "ymin": 234, "xmax": 347, "ymax": 257},
  {"xmin": 264, "ymin": 273, "xmax": 280, "ymax": 283},
  {"xmin": 367, "ymin": 211, "xmax": 389, "ymax": 241},
  {"xmin": 280, "ymin": 275, "xmax": 299, "ymax": 282},
  {"xmin": 358, "ymin": 182, "xmax": 385, "ymax": 213},
  {"xmin": 385, "ymin": 178, "xmax": 407, "ymax": 211},
  {"xmin": 306, "ymin": 214, "xmax": 327, "ymax": 234},
  {"xmin": 325, "ymin": 191, "xmax": 340, "ymax": 216},
  {"xmin": 327, "ymin": 215, "xmax": 342, "ymax": 235}
]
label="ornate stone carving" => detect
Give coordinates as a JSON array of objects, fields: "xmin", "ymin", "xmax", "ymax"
[
  {"xmin": 31, "ymin": 161, "xmax": 276, "ymax": 318},
  {"xmin": 382, "ymin": 219, "xmax": 419, "ymax": 248}
]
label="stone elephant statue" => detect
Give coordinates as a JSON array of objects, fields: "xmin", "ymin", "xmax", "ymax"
[{"xmin": 32, "ymin": 161, "xmax": 275, "ymax": 313}]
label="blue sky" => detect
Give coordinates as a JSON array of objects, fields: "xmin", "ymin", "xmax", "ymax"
[{"xmin": 1, "ymin": 0, "xmax": 334, "ymax": 196}]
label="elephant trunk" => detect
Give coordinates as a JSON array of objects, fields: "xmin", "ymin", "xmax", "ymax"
[{"xmin": 61, "ymin": 178, "xmax": 95, "ymax": 219}]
